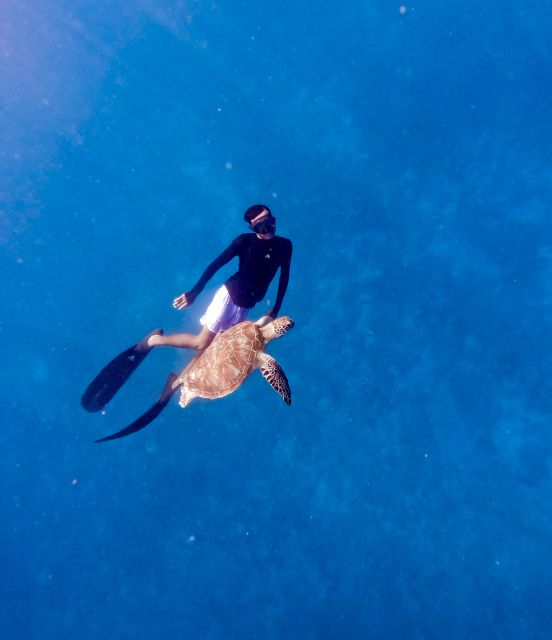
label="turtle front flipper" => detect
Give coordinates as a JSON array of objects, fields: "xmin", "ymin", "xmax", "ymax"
[
  {"xmin": 256, "ymin": 353, "xmax": 291, "ymax": 405},
  {"xmin": 95, "ymin": 373, "xmax": 181, "ymax": 442}
]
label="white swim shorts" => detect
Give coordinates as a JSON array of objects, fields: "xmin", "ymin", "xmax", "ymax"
[{"xmin": 200, "ymin": 285, "xmax": 249, "ymax": 333}]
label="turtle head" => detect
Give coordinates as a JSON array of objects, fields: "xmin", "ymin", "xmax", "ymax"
[{"xmin": 261, "ymin": 315, "xmax": 294, "ymax": 341}]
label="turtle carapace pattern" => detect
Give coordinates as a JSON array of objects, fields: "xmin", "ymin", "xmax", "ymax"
[{"xmin": 175, "ymin": 315, "xmax": 294, "ymax": 407}]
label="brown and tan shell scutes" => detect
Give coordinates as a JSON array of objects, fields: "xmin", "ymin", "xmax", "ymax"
[{"xmin": 176, "ymin": 321, "xmax": 264, "ymax": 404}]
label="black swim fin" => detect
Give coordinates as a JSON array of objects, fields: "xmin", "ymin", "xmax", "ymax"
[
  {"xmin": 95, "ymin": 373, "xmax": 181, "ymax": 443},
  {"xmin": 81, "ymin": 329, "xmax": 163, "ymax": 413}
]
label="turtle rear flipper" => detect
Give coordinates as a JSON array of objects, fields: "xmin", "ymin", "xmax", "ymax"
[
  {"xmin": 95, "ymin": 373, "xmax": 180, "ymax": 442},
  {"xmin": 257, "ymin": 353, "xmax": 291, "ymax": 405}
]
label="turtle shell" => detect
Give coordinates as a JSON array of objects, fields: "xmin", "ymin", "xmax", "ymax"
[{"xmin": 177, "ymin": 321, "xmax": 264, "ymax": 400}]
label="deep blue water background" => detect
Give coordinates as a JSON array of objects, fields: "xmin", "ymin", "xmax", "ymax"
[{"xmin": 2, "ymin": 1, "xmax": 552, "ymax": 638}]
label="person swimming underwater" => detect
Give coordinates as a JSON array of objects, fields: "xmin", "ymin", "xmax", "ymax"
[
  {"xmin": 81, "ymin": 204, "xmax": 292, "ymax": 414},
  {"xmin": 147, "ymin": 204, "xmax": 292, "ymax": 351}
]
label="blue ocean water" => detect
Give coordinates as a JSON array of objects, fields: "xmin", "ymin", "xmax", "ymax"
[{"xmin": 2, "ymin": 1, "xmax": 552, "ymax": 637}]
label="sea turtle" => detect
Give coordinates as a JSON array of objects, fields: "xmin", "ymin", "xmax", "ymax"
[
  {"xmin": 175, "ymin": 315, "xmax": 294, "ymax": 408},
  {"xmin": 94, "ymin": 315, "xmax": 294, "ymax": 442}
]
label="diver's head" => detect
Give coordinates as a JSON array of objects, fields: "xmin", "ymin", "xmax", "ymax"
[{"xmin": 244, "ymin": 204, "xmax": 276, "ymax": 239}]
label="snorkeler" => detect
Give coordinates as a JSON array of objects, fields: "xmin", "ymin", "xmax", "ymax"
[
  {"xmin": 81, "ymin": 204, "xmax": 292, "ymax": 413},
  {"xmin": 148, "ymin": 204, "xmax": 292, "ymax": 350}
]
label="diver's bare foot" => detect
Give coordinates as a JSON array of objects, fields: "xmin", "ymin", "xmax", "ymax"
[
  {"xmin": 136, "ymin": 328, "xmax": 164, "ymax": 352},
  {"xmin": 147, "ymin": 332, "xmax": 164, "ymax": 348}
]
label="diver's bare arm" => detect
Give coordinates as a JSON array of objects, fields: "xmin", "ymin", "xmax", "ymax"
[{"xmin": 173, "ymin": 292, "xmax": 193, "ymax": 309}]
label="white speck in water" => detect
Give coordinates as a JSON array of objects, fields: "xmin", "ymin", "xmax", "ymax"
[{"xmin": 145, "ymin": 441, "xmax": 158, "ymax": 454}]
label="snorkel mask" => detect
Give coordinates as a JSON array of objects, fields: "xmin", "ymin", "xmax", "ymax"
[{"xmin": 251, "ymin": 215, "xmax": 276, "ymax": 234}]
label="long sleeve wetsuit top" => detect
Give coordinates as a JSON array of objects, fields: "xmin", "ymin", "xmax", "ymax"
[{"xmin": 189, "ymin": 233, "xmax": 292, "ymax": 316}]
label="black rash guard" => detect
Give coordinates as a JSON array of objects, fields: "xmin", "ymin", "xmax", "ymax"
[{"xmin": 188, "ymin": 233, "xmax": 292, "ymax": 316}]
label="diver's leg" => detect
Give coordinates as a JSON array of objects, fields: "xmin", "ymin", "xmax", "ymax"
[{"xmin": 147, "ymin": 324, "xmax": 215, "ymax": 350}]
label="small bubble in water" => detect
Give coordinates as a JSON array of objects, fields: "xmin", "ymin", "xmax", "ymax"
[{"xmin": 145, "ymin": 441, "xmax": 158, "ymax": 454}]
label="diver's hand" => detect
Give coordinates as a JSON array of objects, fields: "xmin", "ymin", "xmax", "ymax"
[{"xmin": 173, "ymin": 292, "xmax": 195, "ymax": 310}]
